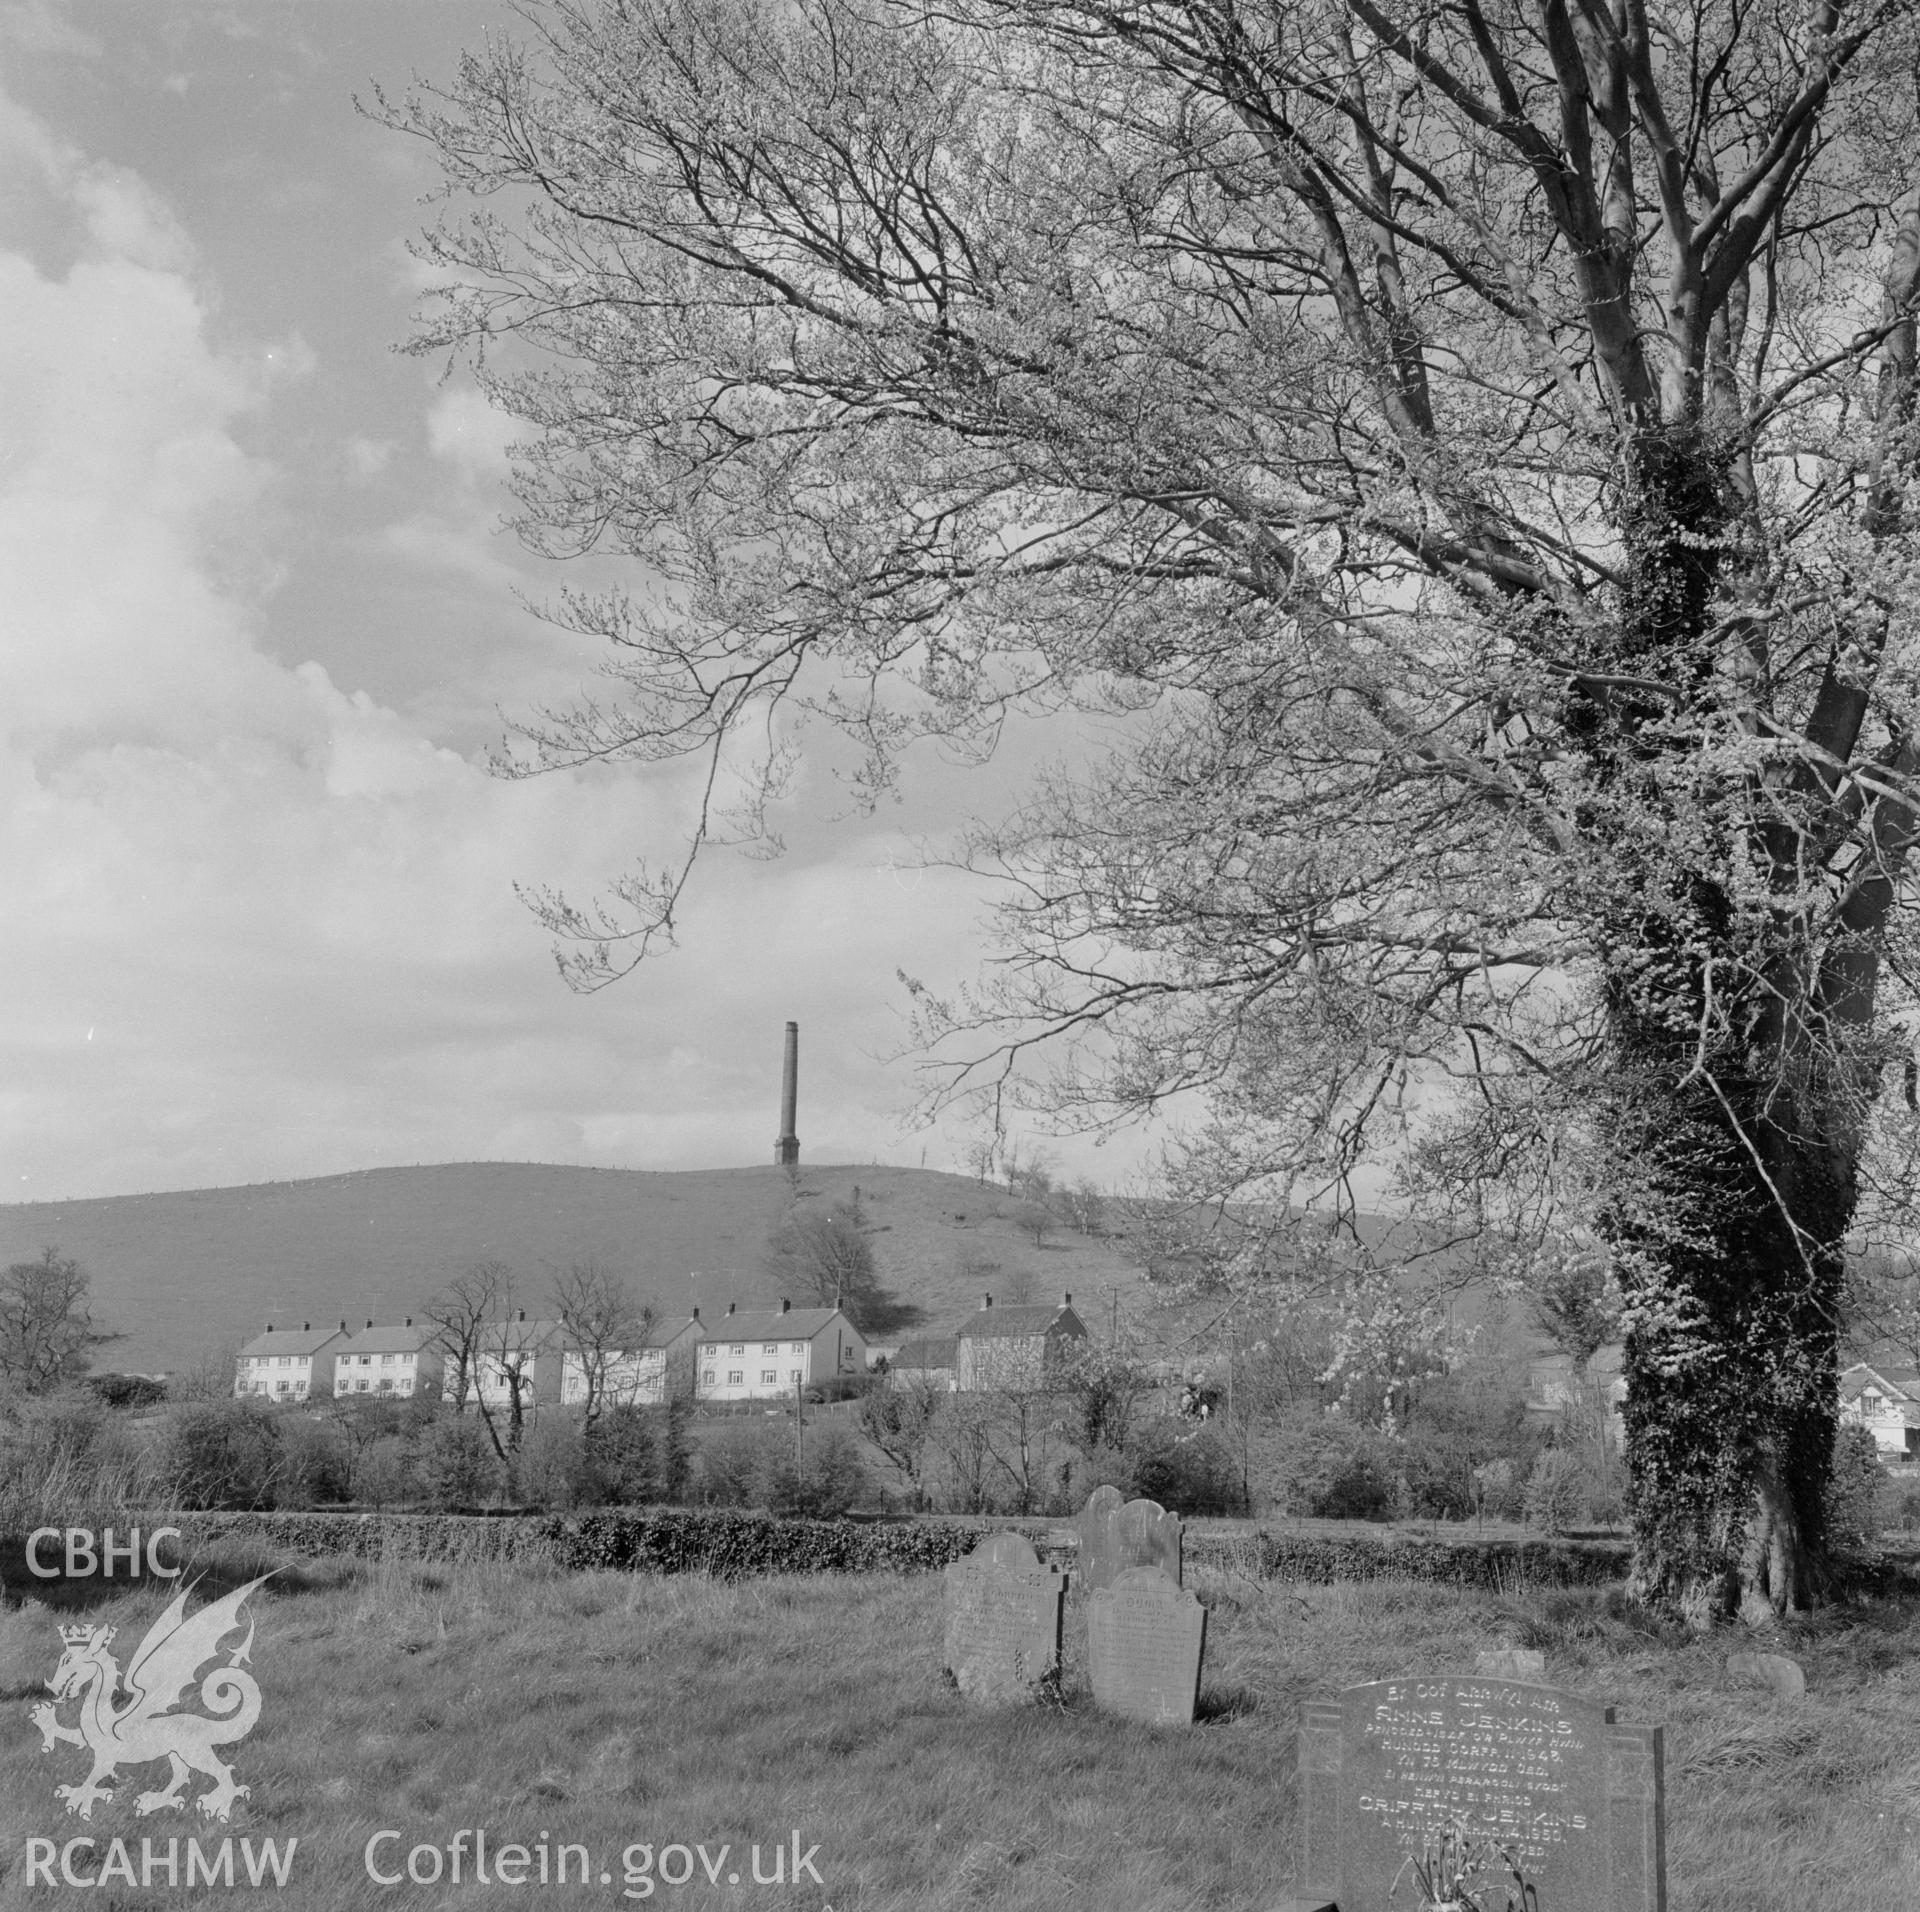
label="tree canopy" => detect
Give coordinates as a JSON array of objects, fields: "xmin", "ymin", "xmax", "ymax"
[
  {"xmin": 388, "ymin": 0, "xmax": 1920, "ymax": 1619},
  {"xmin": 0, "ymin": 1247, "xmax": 97, "ymax": 1396}
]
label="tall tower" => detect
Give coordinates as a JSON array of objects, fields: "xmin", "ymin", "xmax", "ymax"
[{"xmin": 775, "ymin": 1020, "xmax": 800, "ymax": 1167}]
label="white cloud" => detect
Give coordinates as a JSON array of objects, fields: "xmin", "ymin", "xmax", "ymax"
[
  {"xmin": 426, "ymin": 386, "xmax": 520, "ymax": 484},
  {"xmin": 0, "ymin": 81, "xmax": 1144, "ymax": 1204}
]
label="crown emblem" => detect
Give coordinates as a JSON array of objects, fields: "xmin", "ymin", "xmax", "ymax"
[{"xmin": 57, "ymin": 1623, "xmax": 108, "ymax": 1647}]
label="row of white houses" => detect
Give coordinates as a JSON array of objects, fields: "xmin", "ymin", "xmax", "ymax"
[{"xmin": 234, "ymin": 1301, "xmax": 869, "ymax": 1410}]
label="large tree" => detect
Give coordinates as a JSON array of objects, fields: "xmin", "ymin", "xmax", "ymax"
[
  {"xmin": 387, "ymin": 0, "xmax": 1920, "ymax": 1621},
  {"xmin": 0, "ymin": 1248, "xmax": 96, "ymax": 1396}
]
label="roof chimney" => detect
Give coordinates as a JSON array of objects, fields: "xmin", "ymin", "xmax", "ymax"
[
  {"xmin": 727, "ymin": 1302, "xmax": 737, "ymax": 1316},
  {"xmin": 366, "ymin": 1318, "xmax": 374, "ymax": 1330},
  {"xmin": 302, "ymin": 1321, "xmax": 310, "ymax": 1332},
  {"xmin": 404, "ymin": 1316, "xmax": 412, "ymax": 1328},
  {"xmin": 1063, "ymin": 1293, "xmax": 1072, "ymax": 1308},
  {"xmin": 781, "ymin": 1298, "xmax": 791, "ymax": 1314},
  {"xmin": 339, "ymin": 1320, "xmax": 347, "ymax": 1332},
  {"xmin": 265, "ymin": 1322, "xmax": 273, "ymax": 1333},
  {"xmin": 692, "ymin": 1306, "xmax": 701, "ymax": 1320},
  {"xmin": 981, "ymin": 1294, "xmax": 993, "ymax": 1310},
  {"xmin": 517, "ymin": 1309, "xmax": 526, "ymax": 1323}
]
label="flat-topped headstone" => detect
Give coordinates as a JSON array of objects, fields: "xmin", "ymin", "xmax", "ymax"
[
  {"xmin": 1295, "ymin": 1676, "xmax": 1666, "ymax": 1912},
  {"xmin": 1076, "ymin": 1490, "xmax": 1182, "ymax": 1592},
  {"xmin": 942, "ymin": 1533, "xmax": 1066, "ymax": 1704},
  {"xmin": 1087, "ymin": 1566, "xmax": 1206, "ymax": 1725}
]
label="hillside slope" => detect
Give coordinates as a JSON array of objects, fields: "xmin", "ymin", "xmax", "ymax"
[{"xmin": 0, "ymin": 1162, "xmax": 1152, "ymax": 1377}]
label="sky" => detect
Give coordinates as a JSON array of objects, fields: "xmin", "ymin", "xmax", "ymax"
[{"xmin": 0, "ymin": 0, "xmax": 1160, "ymax": 1202}]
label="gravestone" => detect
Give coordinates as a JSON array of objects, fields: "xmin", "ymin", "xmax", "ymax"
[
  {"xmin": 1726, "ymin": 1650, "xmax": 1805, "ymax": 1701},
  {"xmin": 1076, "ymin": 1490, "xmax": 1182, "ymax": 1592},
  {"xmin": 1294, "ymin": 1676, "xmax": 1666, "ymax": 1912},
  {"xmin": 1475, "ymin": 1648, "xmax": 1547, "ymax": 1681},
  {"xmin": 1087, "ymin": 1566, "xmax": 1207, "ymax": 1725},
  {"xmin": 941, "ymin": 1533, "xmax": 1067, "ymax": 1704}
]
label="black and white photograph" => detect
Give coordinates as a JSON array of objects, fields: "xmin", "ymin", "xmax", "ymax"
[{"xmin": 4, "ymin": 0, "xmax": 1920, "ymax": 1904}]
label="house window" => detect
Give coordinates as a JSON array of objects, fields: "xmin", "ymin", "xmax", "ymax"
[
  {"xmin": 355, "ymin": 1380, "xmax": 369, "ymax": 1392},
  {"xmin": 382, "ymin": 1354, "xmax": 395, "ymax": 1365},
  {"xmin": 1863, "ymin": 1392, "xmax": 1883, "ymax": 1414},
  {"xmin": 763, "ymin": 1343, "xmax": 779, "ymax": 1357},
  {"xmin": 727, "ymin": 1371, "xmax": 742, "ymax": 1385},
  {"xmin": 761, "ymin": 1370, "xmax": 777, "ymax": 1385},
  {"xmin": 789, "ymin": 1369, "xmax": 802, "ymax": 1383},
  {"xmin": 276, "ymin": 1378, "xmax": 290, "ymax": 1392},
  {"xmin": 703, "ymin": 1370, "xmax": 715, "ymax": 1385},
  {"xmin": 730, "ymin": 1343, "xmax": 744, "ymax": 1355},
  {"xmin": 790, "ymin": 1342, "xmax": 805, "ymax": 1354}
]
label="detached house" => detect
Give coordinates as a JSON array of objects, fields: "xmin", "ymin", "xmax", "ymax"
[
  {"xmin": 561, "ymin": 1313, "xmax": 703, "ymax": 1409},
  {"xmin": 695, "ymin": 1301, "xmax": 867, "ymax": 1403},
  {"xmin": 234, "ymin": 1323, "xmax": 345, "ymax": 1402},
  {"xmin": 333, "ymin": 1318, "xmax": 443, "ymax": 1400},
  {"xmin": 1841, "ymin": 1362, "xmax": 1920, "ymax": 1457},
  {"xmin": 954, "ymin": 1295, "xmax": 1088, "ymax": 1392}
]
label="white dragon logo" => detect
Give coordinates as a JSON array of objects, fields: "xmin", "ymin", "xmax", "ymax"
[{"xmin": 29, "ymin": 1574, "xmax": 270, "ymax": 1822}]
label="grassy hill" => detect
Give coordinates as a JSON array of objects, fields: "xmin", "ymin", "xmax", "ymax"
[{"xmin": 0, "ymin": 1162, "xmax": 1153, "ymax": 1378}]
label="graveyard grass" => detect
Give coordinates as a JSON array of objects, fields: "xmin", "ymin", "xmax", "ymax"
[{"xmin": 2, "ymin": 1551, "xmax": 1919, "ymax": 1910}]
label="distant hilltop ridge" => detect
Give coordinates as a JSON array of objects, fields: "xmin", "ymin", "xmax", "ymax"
[{"xmin": 0, "ymin": 1161, "xmax": 1149, "ymax": 1378}]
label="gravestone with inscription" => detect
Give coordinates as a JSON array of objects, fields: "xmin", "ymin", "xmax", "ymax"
[
  {"xmin": 1294, "ymin": 1676, "xmax": 1666, "ymax": 1912},
  {"xmin": 941, "ymin": 1533, "xmax": 1067, "ymax": 1704},
  {"xmin": 1076, "ymin": 1490, "xmax": 1183, "ymax": 1592},
  {"xmin": 1087, "ymin": 1566, "xmax": 1206, "ymax": 1725}
]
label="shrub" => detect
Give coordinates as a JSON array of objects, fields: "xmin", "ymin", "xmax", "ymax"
[
  {"xmin": 419, "ymin": 1412, "xmax": 504, "ymax": 1510},
  {"xmin": 515, "ymin": 1416, "xmax": 588, "ymax": 1510},
  {"xmin": 277, "ymin": 1415, "xmax": 352, "ymax": 1506},
  {"xmin": 694, "ymin": 1419, "xmax": 788, "ymax": 1508},
  {"xmin": 0, "ymin": 1388, "xmax": 159, "ymax": 1520},
  {"xmin": 583, "ymin": 1405, "xmax": 657, "ymax": 1504},
  {"xmin": 357, "ymin": 1435, "xmax": 418, "ymax": 1510},
  {"xmin": 1522, "ymin": 1448, "xmax": 1588, "ymax": 1534},
  {"xmin": 1828, "ymin": 1423, "xmax": 1886, "ymax": 1550},
  {"xmin": 1129, "ymin": 1422, "xmax": 1245, "ymax": 1515},
  {"xmin": 86, "ymin": 1373, "xmax": 168, "ymax": 1410},
  {"xmin": 161, "ymin": 1400, "xmax": 284, "ymax": 1511},
  {"xmin": 765, "ymin": 1424, "xmax": 870, "ymax": 1518}
]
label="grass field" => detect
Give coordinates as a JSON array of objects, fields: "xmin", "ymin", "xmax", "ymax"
[
  {"xmin": 3, "ymin": 1548, "xmax": 1917, "ymax": 1911},
  {"xmin": 0, "ymin": 1163, "xmax": 1152, "ymax": 1377}
]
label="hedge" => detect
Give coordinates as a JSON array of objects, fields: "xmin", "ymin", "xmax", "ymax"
[
  {"xmin": 59, "ymin": 1508, "xmax": 1632, "ymax": 1588},
  {"xmin": 550, "ymin": 1508, "xmax": 991, "ymax": 1578},
  {"xmin": 1210, "ymin": 1529, "xmax": 1630, "ymax": 1588},
  {"xmin": 137, "ymin": 1508, "xmax": 998, "ymax": 1579}
]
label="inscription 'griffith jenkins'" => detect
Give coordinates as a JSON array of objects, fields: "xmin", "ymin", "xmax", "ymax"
[{"xmin": 1295, "ymin": 1676, "xmax": 1665, "ymax": 1912}]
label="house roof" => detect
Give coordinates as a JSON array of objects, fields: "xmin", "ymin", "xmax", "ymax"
[
  {"xmin": 1842, "ymin": 1361, "xmax": 1920, "ymax": 1401},
  {"xmin": 335, "ymin": 1323, "xmax": 435, "ymax": 1356},
  {"xmin": 641, "ymin": 1314, "xmax": 702, "ymax": 1350},
  {"xmin": 892, "ymin": 1336, "xmax": 958, "ymax": 1370},
  {"xmin": 956, "ymin": 1303, "xmax": 1087, "ymax": 1341},
  {"xmin": 237, "ymin": 1325, "xmax": 346, "ymax": 1359},
  {"xmin": 693, "ymin": 1308, "xmax": 853, "ymax": 1344}
]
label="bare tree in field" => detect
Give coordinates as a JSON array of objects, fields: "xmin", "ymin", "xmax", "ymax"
[
  {"xmin": 422, "ymin": 1261, "xmax": 535, "ymax": 1460},
  {"xmin": 387, "ymin": 0, "xmax": 1920, "ymax": 1621},
  {"xmin": 552, "ymin": 1260, "xmax": 652, "ymax": 1426},
  {"xmin": 0, "ymin": 1248, "xmax": 96, "ymax": 1396},
  {"xmin": 422, "ymin": 1262, "xmax": 503, "ymax": 1414}
]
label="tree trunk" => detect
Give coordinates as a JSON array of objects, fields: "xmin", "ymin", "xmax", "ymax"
[
  {"xmin": 1612, "ymin": 1063, "xmax": 1848, "ymax": 1625},
  {"xmin": 1598, "ymin": 428, "xmax": 1852, "ymax": 1624}
]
